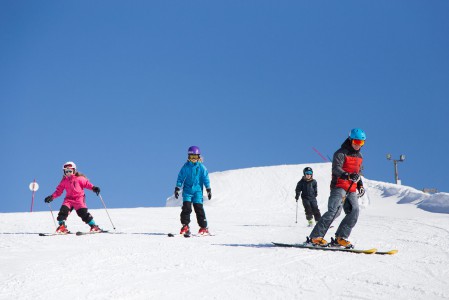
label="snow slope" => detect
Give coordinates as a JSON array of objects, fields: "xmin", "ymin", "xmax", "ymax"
[{"xmin": 1, "ymin": 163, "xmax": 449, "ymax": 300}]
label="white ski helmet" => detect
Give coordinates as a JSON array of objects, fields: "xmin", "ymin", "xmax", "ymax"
[{"xmin": 62, "ymin": 161, "xmax": 77, "ymax": 170}]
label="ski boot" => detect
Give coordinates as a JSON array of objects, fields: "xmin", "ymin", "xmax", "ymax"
[
  {"xmin": 56, "ymin": 223, "xmax": 69, "ymax": 234},
  {"xmin": 331, "ymin": 237, "xmax": 353, "ymax": 249},
  {"xmin": 180, "ymin": 224, "xmax": 190, "ymax": 235},
  {"xmin": 308, "ymin": 236, "xmax": 328, "ymax": 247},
  {"xmin": 198, "ymin": 227, "xmax": 209, "ymax": 235},
  {"xmin": 90, "ymin": 225, "xmax": 102, "ymax": 233}
]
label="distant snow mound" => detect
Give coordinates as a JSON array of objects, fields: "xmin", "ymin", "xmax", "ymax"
[
  {"xmin": 167, "ymin": 163, "xmax": 449, "ymax": 214},
  {"xmin": 364, "ymin": 179, "xmax": 449, "ymax": 214},
  {"xmin": 167, "ymin": 163, "xmax": 332, "ymax": 212}
]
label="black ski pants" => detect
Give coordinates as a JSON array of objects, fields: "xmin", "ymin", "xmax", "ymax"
[
  {"xmin": 302, "ymin": 198, "xmax": 321, "ymax": 222},
  {"xmin": 57, "ymin": 205, "xmax": 94, "ymax": 224},
  {"xmin": 180, "ymin": 201, "xmax": 207, "ymax": 228}
]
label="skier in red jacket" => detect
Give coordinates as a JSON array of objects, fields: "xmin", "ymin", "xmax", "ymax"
[{"xmin": 309, "ymin": 128, "xmax": 366, "ymax": 248}]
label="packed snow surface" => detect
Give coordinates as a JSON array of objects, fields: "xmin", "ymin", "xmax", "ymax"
[{"xmin": 2, "ymin": 163, "xmax": 449, "ymax": 299}]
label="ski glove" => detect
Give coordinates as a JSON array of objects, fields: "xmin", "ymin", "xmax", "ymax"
[
  {"xmin": 349, "ymin": 173, "xmax": 360, "ymax": 182},
  {"xmin": 357, "ymin": 186, "xmax": 365, "ymax": 197},
  {"xmin": 295, "ymin": 194, "xmax": 299, "ymax": 201},
  {"xmin": 44, "ymin": 196, "xmax": 53, "ymax": 203},
  {"xmin": 174, "ymin": 187, "xmax": 180, "ymax": 199},
  {"xmin": 206, "ymin": 188, "xmax": 212, "ymax": 200},
  {"xmin": 341, "ymin": 172, "xmax": 361, "ymax": 182},
  {"xmin": 92, "ymin": 186, "xmax": 101, "ymax": 196}
]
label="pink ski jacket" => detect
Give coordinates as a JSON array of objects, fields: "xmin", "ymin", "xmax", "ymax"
[{"xmin": 52, "ymin": 174, "xmax": 94, "ymax": 200}]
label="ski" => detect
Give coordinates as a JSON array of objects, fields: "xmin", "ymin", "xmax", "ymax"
[
  {"xmin": 167, "ymin": 233, "xmax": 193, "ymax": 238},
  {"xmin": 272, "ymin": 242, "xmax": 377, "ymax": 255},
  {"xmin": 272, "ymin": 242, "xmax": 398, "ymax": 255},
  {"xmin": 373, "ymin": 249, "xmax": 399, "ymax": 255},
  {"xmin": 167, "ymin": 232, "xmax": 188, "ymax": 237},
  {"xmin": 184, "ymin": 232, "xmax": 214, "ymax": 238},
  {"xmin": 39, "ymin": 232, "xmax": 72, "ymax": 236},
  {"xmin": 75, "ymin": 230, "xmax": 109, "ymax": 236},
  {"xmin": 167, "ymin": 233, "xmax": 194, "ymax": 237},
  {"xmin": 167, "ymin": 232, "xmax": 214, "ymax": 238}
]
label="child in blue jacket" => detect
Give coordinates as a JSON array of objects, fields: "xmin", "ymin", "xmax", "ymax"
[{"xmin": 174, "ymin": 146, "xmax": 212, "ymax": 235}]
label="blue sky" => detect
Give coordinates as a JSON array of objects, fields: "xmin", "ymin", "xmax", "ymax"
[{"xmin": 1, "ymin": 1, "xmax": 448, "ymax": 213}]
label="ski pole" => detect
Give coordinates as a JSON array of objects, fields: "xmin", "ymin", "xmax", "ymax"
[
  {"xmin": 47, "ymin": 202, "xmax": 57, "ymax": 229},
  {"xmin": 295, "ymin": 199, "xmax": 299, "ymax": 224},
  {"xmin": 98, "ymin": 193, "xmax": 116, "ymax": 230},
  {"xmin": 342, "ymin": 180, "xmax": 355, "ymax": 204}
]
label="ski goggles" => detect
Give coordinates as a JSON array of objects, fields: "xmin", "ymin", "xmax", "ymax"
[
  {"xmin": 64, "ymin": 169, "xmax": 74, "ymax": 174},
  {"xmin": 188, "ymin": 154, "xmax": 200, "ymax": 160},
  {"xmin": 63, "ymin": 163, "xmax": 74, "ymax": 169},
  {"xmin": 304, "ymin": 171, "xmax": 313, "ymax": 175},
  {"xmin": 352, "ymin": 139, "xmax": 365, "ymax": 146}
]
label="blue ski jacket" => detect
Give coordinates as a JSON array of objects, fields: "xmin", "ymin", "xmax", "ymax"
[{"xmin": 176, "ymin": 161, "xmax": 211, "ymax": 195}]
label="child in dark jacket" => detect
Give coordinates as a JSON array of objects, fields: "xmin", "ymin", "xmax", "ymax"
[{"xmin": 295, "ymin": 167, "xmax": 321, "ymax": 227}]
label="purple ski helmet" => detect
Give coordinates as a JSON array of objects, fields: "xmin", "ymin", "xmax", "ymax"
[{"xmin": 188, "ymin": 146, "xmax": 201, "ymax": 155}]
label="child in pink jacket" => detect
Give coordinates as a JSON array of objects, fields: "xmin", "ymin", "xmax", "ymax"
[{"xmin": 44, "ymin": 161, "xmax": 102, "ymax": 234}]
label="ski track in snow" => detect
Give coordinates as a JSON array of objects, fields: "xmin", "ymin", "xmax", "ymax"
[{"xmin": 2, "ymin": 163, "xmax": 449, "ymax": 300}]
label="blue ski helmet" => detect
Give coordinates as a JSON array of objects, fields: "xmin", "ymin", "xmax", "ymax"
[
  {"xmin": 303, "ymin": 167, "xmax": 313, "ymax": 175},
  {"xmin": 188, "ymin": 146, "xmax": 201, "ymax": 155},
  {"xmin": 349, "ymin": 128, "xmax": 366, "ymax": 140}
]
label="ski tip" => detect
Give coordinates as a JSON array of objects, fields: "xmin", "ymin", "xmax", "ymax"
[
  {"xmin": 39, "ymin": 232, "xmax": 71, "ymax": 236},
  {"xmin": 377, "ymin": 249, "xmax": 399, "ymax": 255}
]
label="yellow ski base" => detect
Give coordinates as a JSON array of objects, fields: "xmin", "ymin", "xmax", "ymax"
[{"xmin": 375, "ymin": 249, "xmax": 399, "ymax": 255}]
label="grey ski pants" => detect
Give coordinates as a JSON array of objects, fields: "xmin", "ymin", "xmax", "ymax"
[{"xmin": 309, "ymin": 187, "xmax": 359, "ymax": 239}]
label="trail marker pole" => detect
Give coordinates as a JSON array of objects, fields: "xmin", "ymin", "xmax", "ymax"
[{"xmin": 29, "ymin": 179, "xmax": 39, "ymax": 212}]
